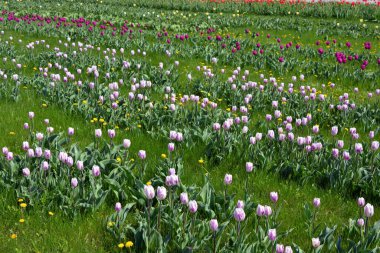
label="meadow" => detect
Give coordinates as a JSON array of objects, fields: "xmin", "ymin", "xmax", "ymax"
[{"xmin": 0, "ymin": 0, "xmax": 379, "ymax": 252}]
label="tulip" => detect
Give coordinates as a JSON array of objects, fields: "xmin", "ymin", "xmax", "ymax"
[
  {"xmin": 156, "ymin": 186, "xmax": 167, "ymax": 201},
  {"xmin": 234, "ymin": 207, "xmax": 246, "ymax": 222},
  {"xmin": 123, "ymin": 139, "xmax": 131, "ymax": 148},
  {"xmin": 312, "ymin": 238, "xmax": 320, "ymax": 248},
  {"xmin": 371, "ymin": 141, "xmax": 379, "ymax": 151},
  {"xmin": 331, "ymin": 126, "xmax": 338, "ymax": 136},
  {"xmin": 95, "ymin": 129, "xmax": 102, "ymax": 138},
  {"xmin": 168, "ymin": 143, "xmax": 175, "ymax": 152},
  {"xmin": 313, "ymin": 198, "xmax": 320, "ymax": 208},
  {"xmin": 108, "ymin": 129, "xmax": 115, "ymax": 139},
  {"xmin": 268, "ymin": 229, "xmax": 276, "ymax": 241},
  {"xmin": 138, "ymin": 150, "xmax": 146, "ymax": 159},
  {"xmin": 209, "ymin": 219, "xmax": 218, "ymax": 232},
  {"xmin": 285, "ymin": 246, "xmax": 293, "ymax": 253},
  {"xmin": 364, "ymin": 203, "xmax": 374, "ymax": 218},
  {"xmin": 76, "ymin": 160, "xmax": 84, "ymax": 171},
  {"xmin": 144, "ymin": 185, "xmax": 155, "ymax": 200},
  {"xmin": 180, "ymin": 192, "xmax": 189, "ymax": 205},
  {"xmin": 270, "ymin": 192, "xmax": 279, "ymax": 203},
  {"xmin": 357, "ymin": 218, "xmax": 365, "ymax": 227},
  {"xmin": 22, "ymin": 168, "xmax": 30, "ymax": 177},
  {"xmin": 71, "ymin": 178, "xmax": 78, "ymax": 188},
  {"xmin": 357, "ymin": 197, "xmax": 365, "ymax": 207},
  {"xmin": 246, "ymin": 162, "xmax": 253, "ymax": 172},
  {"xmin": 92, "ymin": 165, "xmax": 101, "ymax": 177},
  {"xmin": 41, "ymin": 161, "xmax": 49, "ymax": 171},
  {"xmin": 224, "ymin": 174, "xmax": 232, "ymax": 185},
  {"xmin": 188, "ymin": 200, "xmax": 198, "ymax": 213},
  {"xmin": 276, "ymin": 244, "xmax": 284, "ymax": 253},
  {"xmin": 68, "ymin": 127, "xmax": 74, "ymax": 136}
]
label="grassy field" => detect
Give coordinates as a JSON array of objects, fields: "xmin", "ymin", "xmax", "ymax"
[{"xmin": 0, "ymin": 0, "xmax": 379, "ymax": 252}]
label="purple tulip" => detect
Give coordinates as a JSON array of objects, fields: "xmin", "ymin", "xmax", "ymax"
[
  {"xmin": 115, "ymin": 202, "xmax": 122, "ymax": 212},
  {"xmin": 95, "ymin": 129, "xmax": 102, "ymax": 138},
  {"xmin": 312, "ymin": 238, "xmax": 320, "ymax": 248},
  {"xmin": 180, "ymin": 192, "xmax": 189, "ymax": 205},
  {"xmin": 144, "ymin": 185, "xmax": 155, "ymax": 200},
  {"xmin": 268, "ymin": 229, "xmax": 276, "ymax": 241},
  {"xmin": 236, "ymin": 200, "xmax": 244, "ymax": 209},
  {"xmin": 71, "ymin": 178, "xmax": 78, "ymax": 188},
  {"xmin": 209, "ymin": 219, "xmax": 219, "ymax": 232},
  {"xmin": 270, "ymin": 192, "xmax": 278, "ymax": 203},
  {"xmin": 364, "ymin": 203, "xmax": 374, "ymax": 218},
  {"xmin": 343, "ymin": 151, "xmax": 350, "ymax": 160},
  {"xmin": 371, "ymin": 141, "xmax": 379, "ymax": 151},
  {"xmin": 355, "ymin": 143, "xmax": 363, "ymax": 154},
  {"xmin": 331, "ymin": 126, "xmax": 338, "ymax": 136},
  {"xmin": 22, "ymin": 167, "xmax": 30, "ymax": 177},
  {"xmin": 224, "ymin": 174, "xmax": 232, "ymax": 185},
  {"xmin": 123, "ymin": 139, "xmax": 131, "ymax": 148},
  {"xmin": 357, "ymin": 197, "xmax": 365, "ymax": 207},
  {"xmin": 76, "ymin": 160, "xmax": 84, "ymax": 170},
  {"xmin": 188, "ymin": 200, "xmax": 198, "ymax": 213},
  {"xmin": 276, "ymin": 244, "xmax": 284, "ymax": 253},
  {"xmin": 42, "ymin": 161, "xmax": 49, "ymax": 171},
  {"xmin": 313, "ymin": 198, "xmax": 320, "ymax": 208},
  {"xmin": 108, "ymin": 129, "xmax": 116, "ymax": 139},
  {"xmin": 156, "ymin": 186, "xmax": 167, "ymax": 200},
  {"xmin": 234, "ymin": 208, "xmax": 246, "ymax": 221},
  {"xmin": 246, "ymin": 162, "xmax": 253, "ymax": 172},
  {"xmin": 256, "ymin": 204, "xmax": 265, "ymax": 216},
  {"xmin": 138, "ymin": 150, "xmax": 146, "ymax": 159},
  {"xmin": 68, "ymin": 127, "xmax": 74, "ymax": 136},
  {"xmin": 168, "ymin": 143, "xmax": 175, "ymax": 152},
  {"xmin": 357, "ymin": 218, "xmax": 365, "ymax": 227},
  {"xmin": 92, "ymin": 165, "xmax": 101, "ymax": 177}
]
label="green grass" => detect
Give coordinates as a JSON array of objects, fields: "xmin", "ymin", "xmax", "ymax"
[{"xmin": 0, "ymin": 3, "xmax": 379, "ymax": 251}]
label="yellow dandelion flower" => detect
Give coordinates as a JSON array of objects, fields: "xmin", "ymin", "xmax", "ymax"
[
  {"xmin": 18, "ymin": 198, "xmax": 23, "ymax": 203},
  {"xmin": 116, "ymin": 157, "xmax": 122, "ymax": 163},
  {"xmin": 125, "ymin": 241, "xmax": 134, "ymax": 248},
  {"xmin": 198, "ymin": 159, "xmax": 204, "ymax": 164},
  {"xmin": 20, "ymin": 203, "xmax": 27, "ymax": 208},
  {"xmin": 161, "ymin": 154, "xmax": 167, "ymax": 159},
  {"xmin": 146, "ymin": 181, "xmax": 152, "ymax": 186},
  {"xmin": 48, "ymin": 211, "xmax": 54, "ymax": 216},
  {"xmin": 19, "ymin": 218, "xmax": 25, "ymax": 223},
  {"xmin": 10, "ymin": 234, "xmax": 17, "ymax": 239},
  {"xmin": 118, "ymin": 243, "xmax": 125, "ymax": 248}
]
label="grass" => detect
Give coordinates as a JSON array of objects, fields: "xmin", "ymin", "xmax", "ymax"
[{"xmin": 0, "ymin": 2, "xmax": 379, "ymax": 251}]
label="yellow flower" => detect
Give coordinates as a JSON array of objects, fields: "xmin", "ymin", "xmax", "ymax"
[
  {"xmin": 48, "ymin": 211, "xmax": 54, "ymax": 216},
  {"xmin": 130, "ymin": 158, "xmax": 134, "ymax": 162},
  {"xmin": 125, "ymin": 241, "xmax": 134, "ymax": 248},
  {"xmin": 10, "ymin": 234, "xmax": 17, "ymax": 239},
  {"xmin": 82, "ymin": 100, "xmax": 87, "ymax": 104},
  {"xmin": 116, "ymin": 157, "xmax": 122, "ymax": 163},
  {"xmin": 9, "ymin": 132, "xmax": 15, "ymax": 135},
  {"xmin": 118, "ymin": 243, "xmax": 125, "ymax": 248},
  {"xmin": 137, "ymin": 124, "xmax": 142, "ymax": 128},
  {"xmin": 161, "ymin": 154, "xmax": 167, "ymax": 159},
  {"xmin": 93, "ymin": 117, "xmax": 98, "ymax": 122},
  {"xmin": 99, "ymin": 118, "xmax": 105, "ymax": 123},
  {"xmin": 107, "ymin": 221, "xmax": 114, "ymax": 227},
  {"xmin": 198, "ymin": 159, "xmax": 204, "ymax": 164},
  {"xmin": 18, "ymin": 198, "xmax": 23, "ymax": 203},
  {"xmin": 146, "ymin": 181, "xmax": 152, "ymax": 186},
  {"xmin": 19, "ymin": 218, "xmax": 25, "ymax": 223},
  {"xmin": 20, "ymin": 203, "xmax": 27, "ymax": 208}
]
